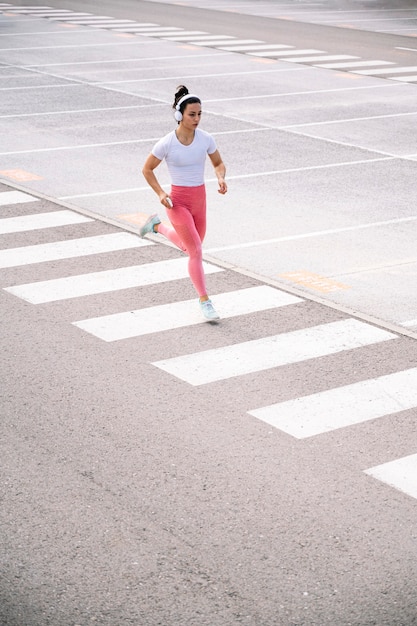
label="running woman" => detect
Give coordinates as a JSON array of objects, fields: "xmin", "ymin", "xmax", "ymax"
[{"xmin": 141, "ymin": 85, "xmax": 227, "ymax": 321}]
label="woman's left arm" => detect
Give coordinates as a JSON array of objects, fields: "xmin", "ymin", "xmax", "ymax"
[{"xmin": 209, "ymin": 150, "xmax": 227, "ymax": 195}]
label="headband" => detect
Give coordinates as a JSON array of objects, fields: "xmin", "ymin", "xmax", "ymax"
[{"xmin": 175, "ymin": 93, "xmax": 200, "ymax": 110}]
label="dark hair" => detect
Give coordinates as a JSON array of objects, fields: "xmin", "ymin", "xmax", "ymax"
[{"xmin": 173, "ymin": 84, "xmax": 201, "ymax": 114}]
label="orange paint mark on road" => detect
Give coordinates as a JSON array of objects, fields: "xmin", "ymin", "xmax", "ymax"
[
  {"xmin": 279, "ymin": 270, "xmax": 351, "ymax": 293},
  {"xmin": 338, "ymin": 73, "xmax": 361, "ymax": 79},
  {"xmin": 251, "ymin": 58, "xmax": 275, "ymax": 64},
  {"xmin": 0, "ymin": 169, "xmax": 43, "ymax": 182},
  {"xmin": 115, "ymin": 33, "xmax": 135, "ymax": 38}
]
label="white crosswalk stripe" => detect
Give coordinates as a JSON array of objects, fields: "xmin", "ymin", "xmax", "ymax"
[
  {"xmin": 286, "ymin": 55, "xmax": 359, "ymax": 63},
  {"xmin": 171, "ymin": 35, "xmax": 236, "ymax": 44},
  {"xmin": 118, "ymin": 27, "xmax": 183, "ymax": 35},
  {"xmin": 0, "ymin": 232, "xmax": 150, "ymax": 268},
  {"xmin": 0, "ymin": 210, "xmax": 92, "ymax": 234},
  {"xmin": 364, "ymin": 454, "xmax": 417, "ymax": 500},
  {"xmin": 160, "ymin": 31, "xmax": 210, "ymax": 40},
  {"xmin": 191, "ymin": 38, "xmax": 260, "ymax": 47},
  {"xmin": 200, "ymin": 39, "xmax": 264, "ymax": 48},
  {"xmin": 316, "ymin": 60, "xmax": 395, "ymax": 69},
  {"xmin": 46, "ymin": 14, "xmax": 103, "ymax": 21},
  {"xmin": 4, "ymin": 257, "xmax": 224, "ymax": 303},
  {"xmin": 0, "ymin": 6, "xmax": 61, "ymax": 11},
  {"xmin": 391, "ymin": 75, "xmax": 417, "ymax": 83},
  {"xmin": 152, "ymin": 319, "xmax": 395, "ymax": 386},
  {"xmin": 218, "ymin": 43, "xmax": 291, "ymax": 52},
  {"xmin": 0, "ymin": 190, "xmax": 39, "ymax": 206},
  {"xmin": 354, "ymin": 65, "xmax": 417, "ymax": 75},
  {"xmin": 7, "ymin": 9, "xmax": 80, "ymax": 15},
  {"xmin": 248, "ymin": 368, "xmax": 417, "ymax": 439},
  {"xmin": 73, "ymin": 286, "xmax": 301, "ymax": 340},
  {"xmin": 68, "ymin": 19, "xmax": 138, "ymax": 25},
  {"xmin": 248, "ymin": 49, "xmax": 325, "ymax": 58}
]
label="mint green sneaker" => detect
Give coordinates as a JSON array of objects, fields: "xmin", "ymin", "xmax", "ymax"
[
  {"xmin": 139, "ymin": 214, "xmax": 161, "ymax": 238},
  {"xmin": 199, "ymin": 298, "xmax": 220, "ymax": 321}
]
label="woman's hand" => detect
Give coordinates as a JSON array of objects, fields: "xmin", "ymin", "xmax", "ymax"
[
  {"xmin": 209, "ymin": 150, "xmax": 227, "ymax": 195},
  {"xmin": 160, "ymin": 194, "xmax": 173, "ymax": 208},
  {"xmin": 218, "ymin": 179, "xmax": 227, "ymax": 195}
]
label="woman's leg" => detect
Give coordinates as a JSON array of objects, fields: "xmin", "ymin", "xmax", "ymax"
[
  {"xmin": 153, "ymin": 186, "xmax": 219, "ymax": 319},
  {"xmin": 167, "ymin": 185, "xmax": 207, "ymax": 297}
]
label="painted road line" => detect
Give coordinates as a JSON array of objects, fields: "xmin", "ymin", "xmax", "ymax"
[
  {"xmin": 5, "ymin": 258, "xmax": 224, "ymax": 304},
  {"xmin": 43, "ymin": 14, "xmax": 94, "ymax": 20},
  {"xmin": 396, "ymin": 46, "xmax": 417, "ymax": 52},
  {"xmin": 110, "ymin": 23, "xmax": 159, "ymax": 28},
  {"xmin": 209, "ymin": 40, "xmax": 266, "ymax": 48},
  {"xmin": 117, "ymin": 26, "xmax": 182, "ymax": 32},
  {"xmin": 354, "ymin": 65, "xmax": 417, "ymax": 75},
  {"xmin": 189, "ymin": 39, "xmax": 264, "ymax": 47},
  {"xmin": 163, "ymin": 34, "xmax": 235, "ymax": 40},
  {"xmin": 249, "ymin": 49, "xmax": 325, "ymax": 57},
  {"xmin": 0, "ymin": 42, "xmax": 156, "ymax": 51},
  {"xmin": 365, "ymin": 453, "xmax": 417, "ymax": 500},
  {"xmin": 13, "ymin": 11, "xmax": 84, "ymax": 16},
  {"xmin": 0, "ymin": 84, "xmax": 82, "ymax": 92},
  {"xmin": 125, "ymin": 29, "xmax": 184, "ymax": 36},
  {"xmin": 0, "ymin": 210, "xmax": 92, "ymax": 234},
  {"xmin": 402, "ymin": 318, "xmax": 417, "ymax": 327},
  {"xmin": 316, "ymin": 60, "xmax": 395, "ymax": 69},
  {"xmin": 87, "ymin": 21, "xmax": 148, "ymax": 27},
  {"xmin": 46, "ymin": 14, "xmax": 98, "ymax": 21},
  {"xmin": 73, "ymin": 286, "xmax": 301, "ymax": 341},
  {"xmin": 286, "ymin": 55, "xmax": 359, "ymax": 63},
  {"xmin": 108, "ymin": 26, "xmax": 172, "ymax": 33},
  {"xmin": 249, "ymin": 368, "xmax": 417, "ymax": 439},
  {"xmin": 4, "ymin": 8, "xmax": 80, "ymax": 13},
  {"xmin": 219, "ymin": 43, "xmax": 291, "ymax": 51},
  {"xmin": 160, "ymin": 32, "xmax": 214, "ymax": 40},
  {"xmin": 19, "ymin": 9, "xmax": 92, "ymax": 15},
  {"xmin": 0, "ymin": 190, "xmax": 38, "ymax": 206},
  {"xmin": 68, "ymin": 19, "xmax": 138, "ymax": 25},
  {"xmin": 152, "ymin": 319, "xmax": 395, "ymax": 386},
  {"xmin": 0, "ymin": 232, "xmax": 150, "ymax": 269},
  {"xmin": 391, "ymin": 75, "xmax": 417, "ymax": 82}
]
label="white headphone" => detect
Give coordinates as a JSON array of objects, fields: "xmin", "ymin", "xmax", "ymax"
[{"xmin": 174, "ymin": 93, "xmax": 199, "ymax": 122}]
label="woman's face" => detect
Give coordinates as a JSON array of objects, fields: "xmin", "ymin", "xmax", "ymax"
[{"xmin": 181, "ymin": 102, "xmax": 202, "ymax": 129}]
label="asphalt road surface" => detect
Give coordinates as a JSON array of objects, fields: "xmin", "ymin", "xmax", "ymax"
[{"xmin": 1, "ymin": 2, "xmax": 417, "ymax": 626}]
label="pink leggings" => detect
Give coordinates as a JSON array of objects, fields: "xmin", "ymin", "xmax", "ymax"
[{"xmin": 157, "ymin": 184, "xmax": 207, "ymax": 297}]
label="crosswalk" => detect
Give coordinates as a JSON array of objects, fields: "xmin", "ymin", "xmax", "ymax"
[
  {"xmin": 2, "ymin": 4, "xmax": 417, "ymax": 83},
  {"xmin": 1, "ymin": 186, "xmax": 417, "ymax": 502}
]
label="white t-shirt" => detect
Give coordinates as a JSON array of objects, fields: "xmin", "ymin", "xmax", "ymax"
[{"xmin": 152, "ymin": 128, "xmax": 217, "ymax": 187}]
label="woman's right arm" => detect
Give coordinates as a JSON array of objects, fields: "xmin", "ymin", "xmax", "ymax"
[{"xmin": 142, "ymin": 154, "xmax": 171, "ymax": 207}]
